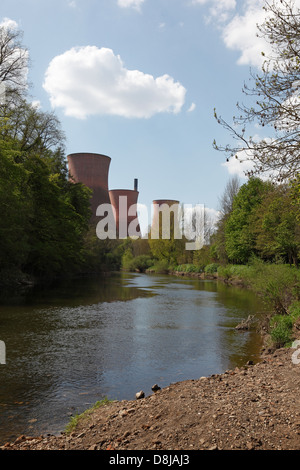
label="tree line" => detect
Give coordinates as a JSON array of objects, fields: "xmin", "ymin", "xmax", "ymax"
[{"xmin": 0, "ymin": 22, "xmax": 121, "ymax": 286}]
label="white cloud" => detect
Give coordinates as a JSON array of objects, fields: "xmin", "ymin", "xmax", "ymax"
[
  {"xmin": 0, "ymin": 17, "xmax": 18, "ymax": 30},
  {"xmin": 222, "ymin": 135, "xmax": 278, "ymax": 180},
  {"xmin": 187, "ymin": 102, "xmax": 196, "ymax": 112},
  {"xmin": 222, "ymin": 0, "xmax": 271, "ymax": 68},
  {"xmin": 192, "ymin": 0, "xmax": 236, "ymax": 22},
  {"xmin": 31, "ymin": 100, "xmax": 41, "ymax": 109},
  {"xmin": 192, "ymin": 0, "xmax": 273, "ymax": 68},
  {"xmin": 222, "ymin": 152, "xmax": 255, "ymax": 179},
  {"xmin": 43, "ymin": 46, "xmax": 186, "ymax": 119},
  {"xmin": 117, "ymin": 0, "xmax": 145, "ymax": 11}
]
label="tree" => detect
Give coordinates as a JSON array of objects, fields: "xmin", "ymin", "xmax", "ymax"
[
  {"xmin": 218, "ymin": 175, "xmax": 241, "ymax": 218},
  {"xmin": 209, "ymin": 176, "xmax": 240, "ymax": 263},
  {"xmin": 224, "ymin": 178, "xmax": 272, "ymax": 263},
  {"xmin": 0, "ymin": 125, "xmax": 31, "ymax": 270},
  {"xmin": 253, "ymin": 184, "xmax": 300, "ymax": 265},
  {"xmin": 214, "ymin": 0, "xmax": 300, "ymax": 182},
  {"xmin": 0, "ymin": 23, "xmax": 29, "ymax": 98}
]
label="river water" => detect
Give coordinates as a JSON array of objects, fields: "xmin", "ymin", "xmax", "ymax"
[{"xmin": 0, "ymin": 272, "xmax": 266, "ymax": 444}]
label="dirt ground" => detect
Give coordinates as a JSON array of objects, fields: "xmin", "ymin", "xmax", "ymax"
[{"xmin": 2, "ymin": 342, "xmax": 300, "ymax": 451}]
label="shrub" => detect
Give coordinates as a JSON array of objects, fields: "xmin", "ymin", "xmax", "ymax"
[
  {"xmin": 174, "ymin": 264, "xmax": 203, "ymax": 273},
  {"xmin": 270, "ymin": 314, "xmax": 294, "ymax": 347},
  {"xmin": 149, "ymin": 259, "xmax": 170, "ymax": 274},
  {"xmin": 247, "ymin": 263, "xmax": 300, "ymax": 315},
  {"xmin": 204, "ymin": 263, "xmax": 219, "ymax": 274},
  {"xmin": 128, "ymin": 255, "xmax": 153, "ymax": 272}
]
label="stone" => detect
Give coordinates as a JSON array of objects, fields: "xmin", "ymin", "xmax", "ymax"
[{"xmin": 151, "ymin": 384, "xmax": 161, "ymax": 392}]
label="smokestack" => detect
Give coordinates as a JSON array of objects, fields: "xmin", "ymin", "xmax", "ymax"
[{"xmin": 134, "ymin": 178, "xmax": 138, "ymax": 191}]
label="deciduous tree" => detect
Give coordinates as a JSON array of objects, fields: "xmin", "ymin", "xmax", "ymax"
[{"xmin": 214, "ymin": 0, "xmax": 300, "ymax": 182}]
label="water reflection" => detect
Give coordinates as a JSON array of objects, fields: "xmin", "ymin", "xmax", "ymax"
[{"xmin": 0, "ymin": 272, "xmax": 266, "ymax": 444}]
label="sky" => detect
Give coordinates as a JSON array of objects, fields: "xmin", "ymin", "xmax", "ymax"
[{"xmin": 1, "ymin": 0, "xmax": 275, "ymax": 234}]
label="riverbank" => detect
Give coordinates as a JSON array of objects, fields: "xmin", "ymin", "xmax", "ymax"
[
  {"xmin": 2, "ymin": 268, "xmax": 300, "ymax": 451},
  {"xmin": 2, "ymin": 343, "xmax": 300, "ymax": 450}
]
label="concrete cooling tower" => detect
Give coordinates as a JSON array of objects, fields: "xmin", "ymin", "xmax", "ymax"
[
  {"xmin": 151, "ymin": 199, "xmax": 180, "ymax": 239},
  {"xmin": 67, "ymin": 152, "xmax": 111, "ymax": 222},
  {"xmin": 109, "ymin": 179, "xmax": 141, "ymax": 238}
]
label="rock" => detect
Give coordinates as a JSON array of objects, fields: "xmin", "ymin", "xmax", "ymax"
[
  {"xmin": 135, "ymin": 391, "xmax": 145, "ymax": 400},
  {"xmin": 151, "ymin": 384, "xmax": 161, "ymax": 392}
]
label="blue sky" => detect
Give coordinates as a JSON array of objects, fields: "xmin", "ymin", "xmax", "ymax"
[{"xmin": 1, "ymin": 0, "xmax": 272, "ymax": 233}]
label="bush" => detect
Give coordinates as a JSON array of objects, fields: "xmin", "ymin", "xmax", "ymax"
[
  {"xmin": 148, "ymin": 259, "xmax": 170, "ymax": 274},
  {"xmin": 204, "ymin": 263, "xmax": 219, "ymax": 274},
  {"xmin": 174, "ymin": 264, "xmax": 203, "ymax": 273},
  {"xmin": 270, "ymin": 314, "xmax": 294, "ymax": 347},
  {"xmin": 247, "ymin": 263, "xmax": 300, "ymax": 315},
  {"xmin": 128, "ymin": 255, "xmax": 153, "ymax": 272}
]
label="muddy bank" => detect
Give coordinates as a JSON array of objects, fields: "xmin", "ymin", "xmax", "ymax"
[{"xmin": 2, "ymin": 344, "xmax": 300, "ymax": 451}]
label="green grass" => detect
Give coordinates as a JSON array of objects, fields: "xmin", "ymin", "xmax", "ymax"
[
  {"xmin": 174, "ymin": 264, "xmax": 203, "ymax": 273},
  {"xmin": 64, "ymin": 397, "xmax": 112, "ymax": 434},
  {"xmin": 269, "ymin": 300, "xmax": 300, "ymax": 348}
]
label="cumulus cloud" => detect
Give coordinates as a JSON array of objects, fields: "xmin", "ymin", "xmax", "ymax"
[
  {"xmin": 222, "ymin": 0, "xmax": 271, "ymax": 68},
  {"xmin": 222, "ymin": 152, "xmax": 255, "ymax": 179},
  {"xmin": 192, "ymin": 0, "xmax": 236, "ymax": 22},
  {"xmin": 117, "ymin": 0, "xmax": 145, "ymax": 11},
  {"xmin": 222, "ymin": 136, "xmax": 278, "ymax": 180},
  {"xmin": 192, "ymin": 0, "xmax": 274, "ymax": 68},
  {"xmin": 43, "ymin": 46, "xmax": 186, "ymax": 119},
  {"xmin": 0, "ymin": 17, "xmax": 18, "ymax": 30}
]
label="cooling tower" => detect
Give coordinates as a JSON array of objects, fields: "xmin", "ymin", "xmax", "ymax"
[
  {"xmin": 67, "ymin": 152, "xmax": 111, "ymax": 221},
  {"xmin": 109, "ymin": 183, "xmax": 141, "ymax": 238},
  {"xmin": 151, "ymin": 199, "xmax": 180, "ymax": 239}
]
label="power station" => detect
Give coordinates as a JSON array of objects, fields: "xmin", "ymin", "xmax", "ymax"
[
  {"xmin": 67, "ymin": 152, "xmax": 141, "ymax": 236},
  {"xmin": 67, "ymin": 152, "xmax": 181, "ymax": 240}
]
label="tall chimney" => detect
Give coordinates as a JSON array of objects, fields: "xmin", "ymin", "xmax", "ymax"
[{"xmin": 134, "ymin": 178, "xmax": 138, "ymax": 191}]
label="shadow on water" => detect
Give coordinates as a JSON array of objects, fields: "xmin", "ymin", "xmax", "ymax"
[{"xmin": 0, "ymin": 272, "xmax": 267, "ymax": 444}]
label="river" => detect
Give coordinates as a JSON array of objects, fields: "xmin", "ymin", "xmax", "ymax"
[{"xmin": 0, "ymin": 272, "xmax": 266, "ymax": 445}]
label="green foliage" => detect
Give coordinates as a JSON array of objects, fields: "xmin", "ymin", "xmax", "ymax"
[
  {"xmin": 122, "ymin": 250, "xmax": 153, "ymax": 272},
  {"xmin": 204, "ymin": 263, "xmax": 219, "ymax": 274},
  {"xmin": 225, "ymin": 178, "xmax": 271, "ymax": 264},
  {"xmin": 270, "ymin": 314, "xmax": 294, "ymax": 347},
  {"xmin": 129, "ymin": 255, "xmax": 153, "ymax": 272},
  {"xmin": 247, "ymin": 261, "xmax": 300, "ymax": 315},
  {"xmin": 0, "ymin": 140, "xmax": 31, "ymax": 269},
  {"xmin": 192, "ymin": 245, "xmax": 214, "ymax": 268},
  {"xmin": 269, "ymin": 300, "xmax": 300, "ymax": 347},
  {"xmin": 65, "ymin": 397, "xmax": 112, "ymax": 434},
  {"xmin": 175, "ymin": 264, "xmax": 203, "ymax": 273},
  {"xmin": 148, "ymin": 259, "xmax": 170, "ymax": 274},
  {"xmin": 0, "ymin": 116, "xmax": 92, "ymax": 281},
  {"xmin": 121, "ymin": 247, "xmax": 134, "ymax": 270}
]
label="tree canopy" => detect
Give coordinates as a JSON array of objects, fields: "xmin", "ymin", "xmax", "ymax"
[{"xmin": 214, "ymin": 0, "xmax": 300, "ymax": 182}]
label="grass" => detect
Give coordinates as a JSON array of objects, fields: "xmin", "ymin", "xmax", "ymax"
[
  {"xmin": 64, "ymin": 397, "xmax": 112, "ymax": 434},
  {"xmin": 218, "ymin": 259, "xmax": 300, "ymax": 348},
  {"xmin": 269, "ymin": 300, "xmax": 300, "ymax": 348}
]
